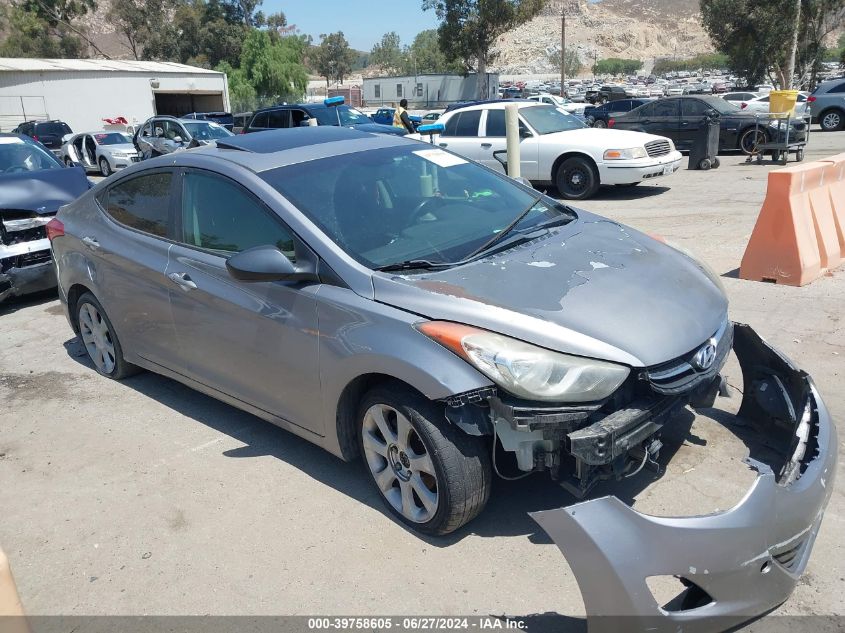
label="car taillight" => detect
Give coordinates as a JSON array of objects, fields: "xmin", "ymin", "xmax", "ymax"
[
  {"xmin": 46, "ymin": 218, "xmax": 65, "ymax": 241},
  {"xmin": 608, "ymin": 118, "xmax": 615, "ymax": 128},
  {"xmin": 807, "ymin": 96, "xmax": 816, "ymax": 102}
]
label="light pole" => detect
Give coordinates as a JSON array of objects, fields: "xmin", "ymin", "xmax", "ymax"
[{"xmin": 560, "ymin": 10, "xmax": 566, "ymax": 90}]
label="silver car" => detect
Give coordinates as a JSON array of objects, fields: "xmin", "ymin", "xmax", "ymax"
[
  {"xmin": 60, "ymin": 131, "xmax": 140, "ymax": 176},
  {"xmin": 48, "ymin": 127, "xmax": 835, "ymax": 629},
  {"xmin": 133, "ymin": 116, "xmax": 234, "ymax": 160}
]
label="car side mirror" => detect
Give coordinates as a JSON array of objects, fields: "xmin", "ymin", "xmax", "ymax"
[
  {"xmin": 226, "ymin": 245, "xmax": 318, "ymax": 283},
  {"xmin": 173, "ymin": 136, "xmax": 183, "ymax": 143}
]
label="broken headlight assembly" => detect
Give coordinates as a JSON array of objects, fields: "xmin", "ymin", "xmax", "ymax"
[{"xmin": 417, "ymin": 321, "xmax": 630, "ymax": 402}]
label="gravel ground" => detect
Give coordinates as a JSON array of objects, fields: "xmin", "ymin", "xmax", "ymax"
[{"xmin": 1, "ymin": 129, "xmax": 844, "ymax": 627}]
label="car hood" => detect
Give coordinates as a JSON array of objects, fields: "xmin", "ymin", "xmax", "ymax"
[
  {"xmin": 545, "ymin": 127, "xmax": 667, "ymax": 147},
  {"xmin": 372, "ymin": 211, "xmax": 727, "ymax": 367},
  {"xmin": 351, "ymin": 122, "xmax": 407, "ymax": 136},
  {"xmin": 0, "ymin": 167, "xmax": 89, "ymax": 214}
]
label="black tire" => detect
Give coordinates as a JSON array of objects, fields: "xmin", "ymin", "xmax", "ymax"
[
  {"xmin": 699, "ymin": 158, "xmax": 712, "ymax": 170},
  {"xmin": 593, "ymin": 119, "xmax": 608, "ymax": 129},
  {"xmin": 64, "ymin": 157, "xmax": 73, "ymax": 167},
  {"xmin": 99, "ymin": 157, "xmax": 111, "ymax": 177},
  {"xmin": 712, "ymin": 157, "xmax": 721, "ymax": 169},
  {"xmin": 75, "ymin": 292, "xmax": 140, "ymax": 380},
  {"xmin": 357, "ymin": 384, "xmax": 491, "ymax": 535},
  {"xmin": 819, "ymin": 109, "xmax": 844, "ymax": 132},
  {"xmin": 739, "ymin": 127, "xmax": 768, "ymax": 155},
  {"xmin": 555, "ymin": 156, "xmax": 600, "ymax": 200},
  {"xmin": 796, "ymin": 147, "xmax": 805, "ymax": 162}
]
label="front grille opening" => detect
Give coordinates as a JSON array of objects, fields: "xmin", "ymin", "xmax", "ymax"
[
  {"xmin": 645, "ymin": 139, "xmax": 672, "ymax": 157},
  {"xmin": 646, "ymin": 575, "xmax": 714, "ymax": 612},
  {"xmin": 772, "ymin": 539, "xmax": 806, "ymax": 571}
]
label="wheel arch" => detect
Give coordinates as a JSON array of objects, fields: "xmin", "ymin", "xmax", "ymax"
[{"xmin": 66, "ymin": 282, "xmax": 94, "ymax": 334}]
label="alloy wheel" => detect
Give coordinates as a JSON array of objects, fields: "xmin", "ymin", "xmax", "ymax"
[
  {"xmin": 361, "ymin": 403, "xmax": 439, "ymax": 523},
  {"xmin": 822, "ymin": 111, "xmax": 841, "ymax": 131},
  {"xmin": 79, "ymin": 303, "xmax": 116, "ymax": 374}
]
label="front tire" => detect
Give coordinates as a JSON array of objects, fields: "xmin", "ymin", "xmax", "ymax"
[
  {"xmin": 76, "ymin": 292, "xmax": 139, "ymax": 379},
  {"xmin": 555, "ymin": 156, "xmax": 600, "ymax": 200},
  {"xmin": 357, "ymin": 384, "xmax": 491, "ymax": 535},
  {"xmin": 99, "ymin": 157, "xmax": 112, "ymax": 177}
]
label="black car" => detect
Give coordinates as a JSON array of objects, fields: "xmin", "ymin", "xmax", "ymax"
[
  {"xmin": 608, "ymin": 96, "xmax": 807, "ymax": 154},
  {"xmin": 244, "ymin": 100, "xmax": 404, "ymax": 136},
  {"xmin": 182, "ymin": 111, "xmax": 235, "ymax": 131},
  {"xmin": 583, "ymin": 98, "xmax": 654, "ymax": 128},
  {"xmin": 587, "ymin": 85, "xmax": 628, "ymax": 105},
  {"xmin": 12, "ymin": 120, "xmax": 73, "ymax": 155}
]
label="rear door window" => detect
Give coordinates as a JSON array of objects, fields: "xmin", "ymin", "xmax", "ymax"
[
  {"xmin": 250, "ymin": 112, "xmax": 269, "ymax": 129},
  {"xmin": 267, "ymin": 109, "xmax": 290, "ymax": 128},
  {"xmin": 443, "ymin": 110, "xmax": 482, "ymax": 137},
  {"xmin": 653, "ymin": 100, "xmax": 680, "ymax": 117},
  {"xmin": 829, "ymin": 82, "xmax": 845, "ymax": 94},
  {"xmin": 484, "ymin": 109, "xmax": 506, "ymax": 137},
  {"xmin": 101, "ymin": 172, "xmax": 173, "ymax": 238}
]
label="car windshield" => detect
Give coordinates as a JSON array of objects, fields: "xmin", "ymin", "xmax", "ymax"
[
  {"xmin": 182, "ymin": 121, "xmax": 233, "ymax": 140},
  {"xmin": 34, "ymin": 122, "xmax": 72, "ymax": 136},
  {"xmin": 700, "ymin": 98, "xmax": 741, "ymax": 114},
  {"xmin": 260, "ymin": 144, "xmax": 575, "ymax": 269},
  {"xmin": 93, "ymin": 132, "xmax": 131, "ymax": 145},
  {"xmin": 314, "ymin": 105, "xmax": 372, "ymax": 127},
  {"xmin": 520, "ymin": 105, "xmax": 586, "ymax": 134},
  {"xmin": 0, "ymin": 136, "xmax": 63, "ymax": 172}
]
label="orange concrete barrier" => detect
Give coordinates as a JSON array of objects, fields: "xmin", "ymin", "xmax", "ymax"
[
  {"xmin": 0, "ymin": 547, "xmax": 29, "ymax": 633},
  {"xmin": 740, "ymin": 157, "xmax": 844, "ymax": 286}
]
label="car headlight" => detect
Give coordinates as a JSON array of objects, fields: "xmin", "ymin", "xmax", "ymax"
[
  {"xmin": 603, "ymin": 147, "xmax": 648, "ymax": 160},
  {"xmin": 417, "ymin": 322, "xmax": 630, "ymax": 402}
]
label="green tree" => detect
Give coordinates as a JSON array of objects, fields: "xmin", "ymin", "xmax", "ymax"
[
  {"xmin": 0, "ymin": 4, "xmax": 86, "ymax": 57},
  {"xmin": 240, "ymin": 28, "xmax": 308, "ymax": 101},
  {"xmin": 422, "ymin": 0, "xmax": 544, "ymax": 98},
  {"xmin": 700, "ymin": 0, "xmax": 844, "ymax": 88},
  {"xmin": 106, "ymin": 0, "xmax": 175, "ymax": 60},
  {"xmin": 370, "ymin": 32, "xmax": 406, "ymax": 74},
  {"xmin": 216, "ymin": 60, "xmax": 257, "ymax": 111},
  {"xmin": 312, "ymin": 31, "xmax": 357, "ymax": 87},
  {"xmin": 547, "ymin": 47, "xmax": 581, "ymax": 77},
  {"xmin": 592, "ymin": 58, "xmax": 643, "ymax": 76},
  {"xmin": 403, "ymin": 29, "xmax": 462, "ymax": 74}
]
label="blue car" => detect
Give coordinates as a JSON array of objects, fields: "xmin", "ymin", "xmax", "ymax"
[
  {"xmin": 0, "ymin": 133, "xmax": 89, "ymax": 302},
  {"xmin": 244, "ymin": 98, "xmax": 406, "ymax": 136},
  {"xmin": 371, "ymin": 108, "xmax": 422, "ymax": 129}
]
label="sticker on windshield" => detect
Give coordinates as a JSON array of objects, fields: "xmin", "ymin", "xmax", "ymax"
[{"xmin": 413, "ymin": 149, "xmax": 467, "ymax": 167}]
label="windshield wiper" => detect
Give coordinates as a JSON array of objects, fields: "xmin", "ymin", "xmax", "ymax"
[
  {"xmin": 374, "ymin": 259, "xmax": 455, "ymax": 272},
  {"xmin": 463, "ymin": 195, "xmax": 544, "ymax": 260}
]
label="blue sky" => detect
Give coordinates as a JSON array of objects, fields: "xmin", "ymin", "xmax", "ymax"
[{"xmin": 262, "ymin": 0, "xmax": 441, "ymax": 51}]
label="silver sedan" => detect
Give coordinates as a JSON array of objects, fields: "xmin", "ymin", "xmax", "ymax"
[{"xmin": 60, "ymin": 131, "xmax": 140, "ymax": 177}]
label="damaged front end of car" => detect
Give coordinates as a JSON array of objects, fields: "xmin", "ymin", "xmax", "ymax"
[
  {"xmin": 0, "ymin": 209, "xmax": 56, "ymax": 303},
  {"xmin": 528, "ymin": 323, "xmax": 837, "ymax": 632}
]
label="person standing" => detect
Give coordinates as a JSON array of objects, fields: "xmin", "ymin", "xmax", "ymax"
[{"xmin": 393, "ymin": 99, "xmax": 415, "ymax": 133}]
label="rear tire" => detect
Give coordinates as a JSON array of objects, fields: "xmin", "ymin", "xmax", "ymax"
[
  {"xmin": 75, "ymin": 292, "xmax": 140, "ymax": 380},
  {"xmin": 593, "ymin": 119, "xmax": 608, "ymax": 129},
  {"xmin": 819, "ymin": 109, "xmax": 844, "ymax": 132},
  {"xmin": 357, "ymin": 384, "xmax": 491, "ymax": 535},
  {"xmin": 555, "ymin": 156, "xmax": 600, "ymax": 200}
]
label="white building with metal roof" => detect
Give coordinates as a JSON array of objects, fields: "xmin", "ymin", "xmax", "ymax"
[{"xmin": 0, "ymin": 58, "xmax": 230, "ymax": 133}]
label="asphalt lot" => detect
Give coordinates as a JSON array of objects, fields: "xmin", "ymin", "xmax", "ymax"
[{"xmin": 1, "ymin": 129, "xmax": 844, "ymax": 626}]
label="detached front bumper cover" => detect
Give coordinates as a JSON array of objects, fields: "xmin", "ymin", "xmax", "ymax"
[{"xmin": 531, "ymin": 323, "xmax": 837, "ymax": 633}]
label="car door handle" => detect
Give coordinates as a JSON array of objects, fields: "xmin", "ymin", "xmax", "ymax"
[
  {"xmin": 81, "ymin": 236, "xmax": 100, "ymax": 250},
  {"xmin": 480, "ymin": 142, "xmax": 492, "ymax": 148},
  {"xmin": 168, "ymin": 272, "xmax": 197, "ymax": 291}
]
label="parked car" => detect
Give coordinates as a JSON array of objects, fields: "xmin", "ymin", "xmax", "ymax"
[
  {"xmin": 434, "ymin": 101, "xmax": 681, "ymax": 199},
  {"xmin": 722, "ymin": 91, "xmax": 762, "ymax": 108},
  {"xmin": 12, "ymin": 120, "xmax": 73, "ymax": 156},
  {"xmin": 741, "ymin": 92, "xmax": 810, "ymax": 116},
  {"xmin": 609, "ymin": 96, "xmax": 808, "ymax": 154},
  {"xmin": 583, "ymin": 98, "xmax": 654, "ymax": 128},
  {"xmin": 232, "ymin": 112, "xmax": 252, "ymax": 135},
  {"xmin": 182, "ymin": 111, "xmax": 235, "ymax": 131},
  {"xmin": 526, "ymin": 94, "xmax": 587, "ymax": 115},
  {"xmin": 420, "ymin": 110, "xmax": 444, "ymax": 123},
  {"xmin": 371, "ymin": 108, "xmax": 423, "ymax": 129},
  {"xmin": 47, "ymin": 129, "xmax": 836, "ymax": 632},
  {"xmin": 1, "ymin": 133, "xmax": 89, "ymax": 303},
  {"xmin": 133, "ymin": 116, "xmax": 234, "ymax": 159},
  {"xmin": 244, "ymin": 100, "xmax": 406, "ymax": 136},
  {"xmin": 808, "ymin": 78, "xmax": 845, "ymax": 131},
  {"xmin": 60, "ymin": 131, "xmax": 140, "ymax": 176}
]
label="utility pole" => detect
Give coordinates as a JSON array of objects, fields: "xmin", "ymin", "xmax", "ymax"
[{"xmin": 560, "ymin": 10, "xmax": 566, "ymax": 90}]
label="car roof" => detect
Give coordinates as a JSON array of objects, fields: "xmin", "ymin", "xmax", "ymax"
[
  {"xmin": 254, "ymin": 103, "xmax": 333, "ymax": 114},
  {"xmin": 445, "ymin": 99, "xmax": 537, "ymax": 113},
  {"xmin": 176, "ymin": 126, "xmax": 411, "ymax": 175}
]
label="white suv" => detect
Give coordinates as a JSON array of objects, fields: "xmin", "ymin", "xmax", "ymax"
[{"xmin": 432, "ymin": 101, "xmax": 682, "ymax": 200}]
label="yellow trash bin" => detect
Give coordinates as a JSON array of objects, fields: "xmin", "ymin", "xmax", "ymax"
[{"xmin": 769, "ymin": 90, "xmax": 799, "ymax": 116}]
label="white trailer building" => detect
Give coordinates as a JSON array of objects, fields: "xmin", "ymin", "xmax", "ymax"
[
  {"xmin": 0, "ymin": 58, "xmax": 229, "ymax": 133},
  {"xmin": 362, "ymin": 73, "xmax": 499, "ymax": 109}
]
